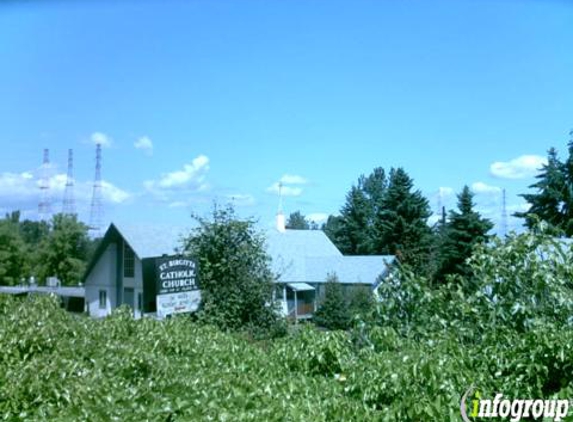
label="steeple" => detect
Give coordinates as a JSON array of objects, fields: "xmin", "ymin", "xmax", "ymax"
[{"xmin": 276, "ymin": 182, "xmax": 286, "ymax": 232}]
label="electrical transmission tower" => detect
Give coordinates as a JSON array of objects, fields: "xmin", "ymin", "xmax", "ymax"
[
  {"xmin": 501, "ymin": 188, "xmax": 508, "ymax": 237},
  {"xmin": 89, "ymin": 143, "xmax": 104, "ymax": 237},
  {"xmin": 38, "ymin": 148, "xmax": 52, "ymax": 221},
  {"xmin": 437, "ymin": 188, "xmax": 443, "ymax": 223},
  {"xmin": 62, "ymin": 149, "xmax": 76, "ymax": 215}
]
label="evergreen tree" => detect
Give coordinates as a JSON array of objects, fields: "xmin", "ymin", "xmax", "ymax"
[
  {"xmin": 374, "ymin": 167, "xmax": 433, "ymax": 272},
  {"xmin": 516, "ymin": 147, "xmax": 566, "ymax": 233},
  {"xmin": 561, "ymin": 141, "xmax": 573, "ymax": 234},
  {"xmin": 313, "ymin": 273, "xmax": 351, "ymax": 330},
  {"xmin": 322, "ymin": 215, "xmax": 344, "ymax": 245},
  {"xmin": 329, "ymin": 167, "xmax": 387, "ymax": 254},
  {"xmin": 335, "ymin": 185, "xmax": 371, "ymax": 254},
  {"xmin": 436, "ymin": 186, "xmax": 493, "ymax": 281},
  {"xmin": 361, "ymin": 167, "xmax": 387, "ymax": 206},
  {"xmin": 286, "ymin": 211, "xmax": 310, "ymax": 230}
]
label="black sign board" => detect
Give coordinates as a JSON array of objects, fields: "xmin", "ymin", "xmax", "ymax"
[{"xmin": 155, "ymin": 256, "xmax": 198, "ymax": 294}]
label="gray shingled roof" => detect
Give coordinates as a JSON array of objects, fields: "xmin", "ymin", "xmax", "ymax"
[
  {"xmin": 87, "ymin": 224, "xmax": 394, "ymax": 287},
  {"xmin": 266, "ymin": 229, "xmax": 394, "ymax": 285},
  {"xmin": 306, "ymin": 255, "xmax": 394, "ymax": 285},
  {"xmin": 113, "ymin": 224, "xmax": 190, "ymax": 259}
]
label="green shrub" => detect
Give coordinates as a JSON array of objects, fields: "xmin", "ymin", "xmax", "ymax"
[
  {"xmin": 313, "ymin": 273, "xmax": 351, "ymax": 330},
  {"xmin": 183, "ymin": 205, "xmax": 284, "ymax": 338}
]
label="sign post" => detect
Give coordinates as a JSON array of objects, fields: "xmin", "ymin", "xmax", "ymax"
[{"xmin": 155, "ymin": 256, "xmax": 200, "ymax": 318}]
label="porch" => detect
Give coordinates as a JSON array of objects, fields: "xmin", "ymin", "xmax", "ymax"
[{"xmin": 281, "ymin": 282, "xmax": 317, "ymax": 321}]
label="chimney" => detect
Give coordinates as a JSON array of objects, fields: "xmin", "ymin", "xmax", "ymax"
[{"xmin": 276, "ymin": 211, "xmax": 286, "ymax": 232}]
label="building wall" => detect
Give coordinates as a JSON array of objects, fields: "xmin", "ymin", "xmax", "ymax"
[
  {"xmin": 85, "ymin": 243, "xmax": 117, "ymax": 318},
  {"xmin": 122, "ymin": 252, "xmax": 144, "ymax": 319},
  {"xmin": 85, "ymin": 240, "xmax": 147, "ymax": 319}
]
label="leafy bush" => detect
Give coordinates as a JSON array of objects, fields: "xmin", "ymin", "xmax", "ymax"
[
  {"xmin": 347, "ymin": 285, "xmax": 375, "ymax": 320},
  {"xmin": 0, "ymin": 294, "xmax": 376, "ymax": 421},
  {"xmin": 271, "ymin": 325, "xmax": 352, "ymax": 376},
  {"xmin": 4, "ymin": 228, "xmax": 573, "ymax": 421},
  {"xmin": 182, "ymin": 205, "xmax": 284, "ymax": 338}
]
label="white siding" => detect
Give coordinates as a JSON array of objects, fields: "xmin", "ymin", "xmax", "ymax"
[
  {"xmin": 123, "ymin": 254, "xmax": 143, "ymax": 318},
  {"xmin": 85, "ymin": 243, "xmax": 117, "ymax": 318}
]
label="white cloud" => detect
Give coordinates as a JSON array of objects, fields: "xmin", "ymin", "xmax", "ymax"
[
  {"xmin": 490, "ymin": 155, "xmax": 546, "ymax": 179},
  {"xmin": 471, "ymin": 182, "xmax": 502, "ymax": 195},
  {"xmin": 266, "ymin": 183, "xmax": 303, "ymax": 197},
  {"xmin": 100, "ymin": 181, "xmax": 131, "ymax": 204},
  {"xmin": 144, "ymin": 155, "xmax": 210, "ymax": 196},
  {"xmin": 226, "ymin": 194, "xmax": 256, "ymax": 207},
  {"xmin": 168, "ymin": 201, "xmax": 188, "ymax": 208},
  {"xmin": 0, "ymin": 171, "xmax": 41, "ymax": 208},
  {"xmin": 267, "ymin": 173, "xmax": 308, "ymax": 197},
  {"xmin": 134, "ymin": 136, "xmax": 153, "ymax": 155},
  {"xmin": 90, "ymin": 132, "xmax": 113, "ymax": 148},
  {"xmin": 279, "ymin": 174, "xmax": 307, "ymax": 185},
  {"xmin": 427, "ymin": 214, "xmax": 442, "ymax": 226},
  {"xmin": 306, "ymin": 213, "xmax": 328, "ymax": 224}
]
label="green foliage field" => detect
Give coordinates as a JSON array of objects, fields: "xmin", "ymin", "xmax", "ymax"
[
  {"xmin": 3, "ymin": 228, "xmax": 573, "ymax": 421},
  {"xmin": 0, "ymin": 295, "xmax": 376, "ymax": 422}
]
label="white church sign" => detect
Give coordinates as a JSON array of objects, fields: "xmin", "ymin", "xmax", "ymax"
[{"xmin": 155, "ymin": 257, "xmax": 200, "ymax": 318}]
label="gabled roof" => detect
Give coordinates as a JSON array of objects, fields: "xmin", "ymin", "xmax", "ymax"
[
  {"xmin": 118, "ymin": 224, "xmax": 187, "ymax": 259},
  {"xmin": 266, "ymin": 229, "xmax": 394, "ymax": 285},
  {"xmin": 266, "ymin": 229, "xmax": 343, "ymax": 258},
  {"xmin": 83, "ymin": 224, "xmax": 395, "ymax": 287},
  {"xmin": 266, "ymin": 229, "xmax": 342, "ymax": 282},
  {"xmin": 83, "ymin": 223, "xmax": 187, "ymax": 282}
]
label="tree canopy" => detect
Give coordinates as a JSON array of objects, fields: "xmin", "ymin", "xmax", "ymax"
[
  {"xmin": 38, "ymin": 214, "xmax": 91, "ymax": 286},
  {"xmin": 286, "ymin": 211, "xmax": 310, "ymax": 230},
  {"xmin": 434, "ymin": 185, "xmax": 493, "ymax": 281},
  {"xmin": 324, "ymin": 166, "xmax": 432, "ymax": 273},
  {"xmin": 516, "ymin": 139, "xmax": 573, "ymax": 235},
  {"xmin": 182, "ymin": 205, "xmax": 283, "ymax": 336},
  {"xmin": 0, "ymin": 212, "xmax": 91, "ymax": 286}
]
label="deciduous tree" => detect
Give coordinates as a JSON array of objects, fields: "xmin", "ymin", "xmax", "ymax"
[
  {"xmin": 183, "ymin": 205, "xmax": 283, "ymax": 336},
  {"xmin": 37, "ymin": 213, "xmax": 90, "ymax": 285},
  {"xmin": 0, "ymin": 218, "xmax": 27, "ymax": 285}
]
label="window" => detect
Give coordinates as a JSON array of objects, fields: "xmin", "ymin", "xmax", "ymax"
[
  {"xmin": 99, "ymin": 290, "xmax": 107, "ymax": 309},
  {"xmin": 124, "ymin": 242, "xmax": 135, "ymax": 278},
  {"xmin": 137, "ymin": 292, "xmax": 143, "ymax": 311}
]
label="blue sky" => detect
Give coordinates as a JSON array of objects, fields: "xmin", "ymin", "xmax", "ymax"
[{"xmin": 1, "ymin": 0, "xmax": 572, "ymax": 234}]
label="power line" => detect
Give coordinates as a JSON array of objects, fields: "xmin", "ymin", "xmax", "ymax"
[{"xmin": 501, "ymin": 188, "xmax": 508, "ymax": 237}]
